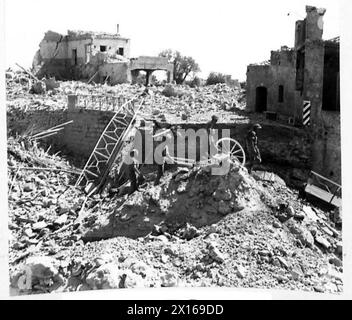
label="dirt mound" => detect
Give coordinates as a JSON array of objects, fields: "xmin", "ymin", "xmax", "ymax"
[{"xmin": 79, "ymin": 163, "xmax": 268, "ymax": 241}]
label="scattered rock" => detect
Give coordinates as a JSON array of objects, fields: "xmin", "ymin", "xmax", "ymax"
[
  {"xmin": 156, "ymin": 235, "xmax": 169, "ymax": 243},
  {"xmin": 294, "ymin": 212, "xmax": 305, "ymax": 220},
  {"xmin": 302, "ymin": 206, "xmax": 318, "ymax": 222},
  {"xmin": 24, "ymin": 228, "xmax": 35, "ymax": 238},
  {"xmin": 160, "ymin": 271, "xmax": 178, "ymax": 287},
  {"xmin": 335, "ymin": 241, "xmax": 342, "ymax": 255},
  {"xmin": 286, "ymin": 220, "xmax": 315, "ymax": 248},
  {"xmin": 290, "ymin": 270, "xmax": 301, "ymax": 281},
  {"xmin": 121, "ymin": 270, "xmax": 145, "ymax": 288},
  {"xmin": 181, "ymin": 223, "xmax": 200, "ymax": 240},
  {"xmin": 322, "ymin": 227, "xmax": 334, "ymax": 237},
  {"xmin": 130, "ymin": 261, "xmax": 150, "ymax": 278},
  {"xmin": 236, "ymin": 265, "xmax": 247, "ymax": 279},
  {"xmin": 23, "ymin": 183, "xmax": 34, "ymax": 192},
  {"xmin": 330, "ymin": 207, "xmax": 342, "ymax": 225},
  {"xmin": 208, "ymin": 243, "xmax": 226, "ymax": 263},
  {"xmin": 286, "ymin": 206, "xmax": 295, "ymax": 217},
  {"xmin": 32, "ymin": 221, "xmax": 48, "ymax": 231},
  {"xmin": 276, "ymin": 257, "xmax": 289, "ymax": 269},
  {"xmin": 12, "ymin": 256, "xmax": 63, "ymax": 293},
  {"xmin": 54, "ymin": 214, "xmax": 68, "ymax": 226},
  {"xmin": 160, "ymin": 254, "xmax": 169, "ymax": 263},
  {"xmin": 329, "ymin": 257, "xmax": 342, "ymax": 267},
  {"xmin": 315, "ymin": 236, "xmax": 331, "ymax": 250},
  {"xmin": 86, "ymin": 263, "xmax": 121, "ymax": 290},
  {"xmin": 314, "ymin": 286, "xmax": 325, "ymax": 293},
  {"xmin": 31, "ymin": 81, "xmax": 46, "ymax": 94},
  {"xmin": 273, "ymin": 221, "xmax": 281, "ymax": 228}
]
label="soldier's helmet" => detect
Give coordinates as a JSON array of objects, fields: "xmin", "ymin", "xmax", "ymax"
[
  {"xmin": 130, "ymin": 149, "xmax": 139, "ymax": 157},
  {"xmin": 211, "ymin": 115, "xmax": 219, "ymax": 122}
]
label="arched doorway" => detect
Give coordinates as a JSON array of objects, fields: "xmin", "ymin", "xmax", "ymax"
[{"xmin": 255, "ymin": 86, "xmax": 267, "ymax": 112}]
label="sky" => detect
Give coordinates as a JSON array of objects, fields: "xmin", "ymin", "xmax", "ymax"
[{"xmin": 3, "ymin": 0, "xmax": 342, "ymax": 81}]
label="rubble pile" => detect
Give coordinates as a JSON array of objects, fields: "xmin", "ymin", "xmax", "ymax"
[
  {"xmin": 8, "ymin": 137, "xmax": 86, "ymax": 276},
  {"xmin": 146, "ymin": 83, "xmax": 246, "ymax": 123},
  {"xmin": 6, "ymin": 71, "xmax": 246, "ymax": 125},
  {"xmin": 79, "ymin": 163, "xmax": 265, "ymax": 241},
  {"xmin": 9, "ymin": 147, "xmax": 343, "ymax": 294}
]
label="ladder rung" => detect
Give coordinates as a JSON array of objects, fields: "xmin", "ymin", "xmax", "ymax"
[{"xmin": 94, "ymin": 150, "xmax": 110, "ymax": 160}]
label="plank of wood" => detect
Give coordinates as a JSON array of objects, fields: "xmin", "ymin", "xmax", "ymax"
[
  {"xmin": 87, "ymin": 71, "xmax": 98, "ymax": 84},
  {"xmin": 15, "ymin": 63, "xmax": 39, "ymax": 81},
  {"xmin": 305, "ymin": 184, "xmax": 341, "ymax": 207}
]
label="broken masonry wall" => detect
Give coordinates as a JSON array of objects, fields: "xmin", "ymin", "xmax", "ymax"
[
  {"xmin": 63, "ymin": 108, "xmax": 115, "ymax": 158},
  {"xmin": 39, "ymin": 37, "xmax": 67, "ymax": 60},
  {"xmin": 67, "ymin": 39, "xmax": 93, "ymax": 65},
  {"xmin": 7, "ymin": 108, "xmax": 68, "ymax": 148},
  {"xmin": 257, "ymin": 124, "xmax": 312, "ymax": 169},
  {"xmin": 305, "ymin": 6, "xmax": 325, "ymax": 41},
  {"xmin": 270, "ymin": 48, "xmax": 295, "ymax": 67},
  {"xmin": 311, "ymin": 112, "xmax": 341, "ymax": 184},
  {"xmin": 35, "ymin": 34, "xmax": 71, "ymax": 79},
  {"xmin": 98, "ymin": 62, "xmax": 131, "ymax": 85}
]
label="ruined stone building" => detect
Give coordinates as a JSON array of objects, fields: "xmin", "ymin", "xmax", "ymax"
[
  {"xmin": 246, "ymin": 6, "xmax": 340, "ymax": 184},
  {"xmin": 33, "ymin": 25, "xmax": 173, "ymax": 85}
]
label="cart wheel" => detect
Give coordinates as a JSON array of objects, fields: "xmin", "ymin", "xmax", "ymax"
[{"xmin": 215, "ymin": 138, "xmax": 246, "ymax": 166}]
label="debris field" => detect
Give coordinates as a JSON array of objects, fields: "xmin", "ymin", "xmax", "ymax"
[{"xmin": 6, "ymin": 70, "xmax": 343, "ymax": 295}]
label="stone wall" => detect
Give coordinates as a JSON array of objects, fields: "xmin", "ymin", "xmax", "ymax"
[
  {"xmin": 7, "ymin": 108, "xmax": 68, "ymax": 148},
  {"xmin": 98, "ymin": 62, "xmax": 131, "ymax": 85},
  {"xmin": 62, "ymin": 109, "xmax": 115, "ymax": 157},
  {"xmin": 7, "ymin": 105, "xmax": 313, "ymax": 187},
  {"xmin": 311, "ymin": 111, "xmax": 341, "ymax": 184},
  {"xmin": 137, "ymin": 122, "xmax": 312, "ymax": 178}
]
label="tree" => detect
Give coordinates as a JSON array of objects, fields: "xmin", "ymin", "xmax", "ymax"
[
  {"xmin": 206, "ymin": 72, "xmax": 227, "ymax": 85},
  {"xmin": 159, "ymin": 49, "xmax": 200, "ymax": 85}
]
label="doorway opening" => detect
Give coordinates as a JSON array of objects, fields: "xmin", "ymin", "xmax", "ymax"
[{"xmin": 255, "ymin": 86, "xmax": 267, "ymax": 112}]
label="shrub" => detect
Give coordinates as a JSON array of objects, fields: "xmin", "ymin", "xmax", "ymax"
[
  {"xmin": 161, "ymin": 85, "xmax": 184, "ymax": 98},
  {"xmin": 186, "ymin": 76, "xmax": 202, "ymax": 88},
  {"xmin": 206, "ymin": 72, "xmax": 227, "ymax": 85}
]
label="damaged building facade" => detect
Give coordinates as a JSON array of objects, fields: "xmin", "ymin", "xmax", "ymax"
[
  {"xmin": 33, "ymin": 25, "xmax": 173, "ymax": 85},
  {"xmin": 246, "ymin": 6, "xmax": 340, "ymax": 184}
]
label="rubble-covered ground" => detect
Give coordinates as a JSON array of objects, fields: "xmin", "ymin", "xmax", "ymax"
[
  {"xmin": 6, "ymin": 70, "xmax": 343, "ymax": 295},
  {"xmin": 6, "ymin": 68, "xmax": 247, "ymax": 124}
]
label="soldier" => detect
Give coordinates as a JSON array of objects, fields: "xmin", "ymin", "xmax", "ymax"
[
  {"xmin": 127, "ymin": 149, "xmax": 143, "ymax": 194},
  {"xmin": 206, "ymin": 115, "xmax": 218, "ymax": 157},
  {"xmin": 245, "ymin": 123, "xmax": 262, "ymax": 173},
  {"xmin": 155, "ymin": 145, "xmax": 170, "ymax": 185}
]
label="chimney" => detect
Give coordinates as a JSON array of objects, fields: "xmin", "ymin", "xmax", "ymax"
[{"xmin": 116, "ymin": 24, "xmax": 120, "ymax": 35}]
